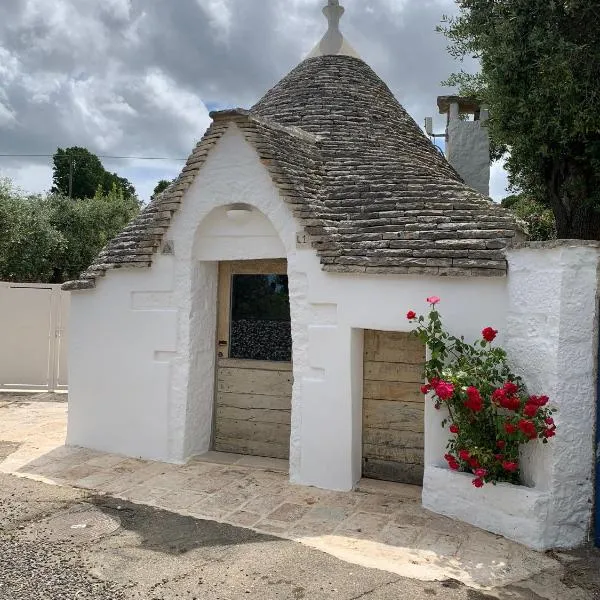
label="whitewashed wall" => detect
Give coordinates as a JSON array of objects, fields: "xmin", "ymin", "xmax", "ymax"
[
  {"xmin": 0, "ymin": 282, "xmax": 69, "ymax": 391},
  {"xmin": 67, "ymin": 127, "xmax": 598, "ymax": 550},
  {"xmin": 68, "ymin": 258, "xmax": 178, "ymax": 461}
]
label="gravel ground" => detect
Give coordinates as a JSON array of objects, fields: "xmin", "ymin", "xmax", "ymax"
[
  {"xmin": 0, "ymin": 537, "xmax": 126, "ymax": 600},
  {"xmin": 0, "ymin": 472, "xmax": 598, "ymax": 600}
]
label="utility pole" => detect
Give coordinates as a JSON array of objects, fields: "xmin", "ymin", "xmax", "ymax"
[{"xmin": 68, "ymin": 156, "xmax": 73, "ymax": 199}]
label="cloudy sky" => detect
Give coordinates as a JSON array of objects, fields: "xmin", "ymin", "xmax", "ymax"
[{"xmin": 0, "ymin": 0, "xmax": 509, "ymax": 202}]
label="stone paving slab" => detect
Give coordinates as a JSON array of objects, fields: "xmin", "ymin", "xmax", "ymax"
[{"xmin": 0, "ymin": 397, "xmax": 564, "ymax": 590}]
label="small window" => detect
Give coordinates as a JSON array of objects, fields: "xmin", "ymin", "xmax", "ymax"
[{"xmin": 229, "ymin": 274, "xmax": 292, "ymax": 362}]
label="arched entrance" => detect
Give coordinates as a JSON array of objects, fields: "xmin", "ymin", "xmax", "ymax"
[{"xmin": 213, "ymin": 259, "xmax": 293, "ymax": 460}]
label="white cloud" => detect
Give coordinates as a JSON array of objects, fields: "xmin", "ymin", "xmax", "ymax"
[
  {"xmin": 0, "ymin": 162, "xmax": 53, "ymax": 195},
  {"xmin": 197, "ymin": 0, "xmax": 233, "ymax": 40},
  {"xmin": 143, "ymin": 69, "xmax": 211, "ymax": 146},
  {"xmin": 0, "ymin": 0, "xmax": 511, "ymax": 204}
]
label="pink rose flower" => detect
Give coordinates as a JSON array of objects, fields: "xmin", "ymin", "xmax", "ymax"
[
  {"xmin": 426, "ymin": 296, "xmax": 441, "ymax": 305},
  {"xmin": 434, "ymin": 381, "xmax": 455, "ymax": 400}
]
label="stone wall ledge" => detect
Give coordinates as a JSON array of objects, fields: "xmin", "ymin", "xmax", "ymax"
[{"xmin": 423, "ymin": 466, "xmax": 555, "ymax": 551}]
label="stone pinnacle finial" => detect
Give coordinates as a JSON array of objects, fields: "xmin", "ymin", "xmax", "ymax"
[{"xmin": 308, "ymin": 0, "xmax": 360, "ymax": 59}]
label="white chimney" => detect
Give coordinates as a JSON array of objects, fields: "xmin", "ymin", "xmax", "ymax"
[{"xmin": 437, "ymin": 96, "xmax": 490, "ymax": 197}]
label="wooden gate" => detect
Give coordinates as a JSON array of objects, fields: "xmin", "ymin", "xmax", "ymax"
[
  {"xmin": 213, "ymin": 260, "xmax": 292, "ymax": 460},
  {"xmin": 362, "ymin": 330, "xmax": 426, "ymax": 485}
]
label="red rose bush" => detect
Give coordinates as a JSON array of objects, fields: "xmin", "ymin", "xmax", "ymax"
[{"xmin": 407, "ymin": 298, "xmax": 556, "ymax": 488}]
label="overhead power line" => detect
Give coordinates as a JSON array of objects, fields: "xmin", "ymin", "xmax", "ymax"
[{"xmin": 0, "ymin": 153, "xmax": 187, "ymax": 160}]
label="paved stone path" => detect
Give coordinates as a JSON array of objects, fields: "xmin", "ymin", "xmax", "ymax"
[{"xmin": 0, "ymin": 396, "xmax": 564, "ymax": 591}]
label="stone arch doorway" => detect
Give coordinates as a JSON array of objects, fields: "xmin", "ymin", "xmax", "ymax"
[{"xmin": 212, "ymin": 259, "xmax": 293, "ymax": 460}]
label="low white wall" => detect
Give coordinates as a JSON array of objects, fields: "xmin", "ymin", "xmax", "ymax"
[{"xmin": 424, "ymin": 243, "xmax": 599, "ymax": 550}]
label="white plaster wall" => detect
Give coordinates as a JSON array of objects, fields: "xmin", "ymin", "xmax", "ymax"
[
  {"xmin": 424, "ymin": 244, "xmax": 599, "ymax": 550},
  {"xmin": 194, "ymin": 206, "xmax": 286, "ymax": 261},
  {"xmin": 447, "ymin": 120, "xmax": 490, "ymax": 197},
  {"xmin": 68, "ymin": 255, "xmax": 178, "ymax": 461}
]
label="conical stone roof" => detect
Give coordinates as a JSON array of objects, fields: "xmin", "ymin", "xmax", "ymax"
[
  {"xmin": 251, "ymin": 55, "xmax": 523, "ymax": 276},
  {"xmin": 63, "ymin": 54, "xmax": 523, "ymax": 290}
]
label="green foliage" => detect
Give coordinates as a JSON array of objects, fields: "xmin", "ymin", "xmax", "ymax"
[
  {"xmin": 0, "ymin": 179, "xmax": 66, "ymax": 283},
  {"xmin": 0, "ymin": 178, "xmax": 140, "ymax": 284},
  {"xmin": 52, "ymin": 147, "xmax": 137, "ymax": 202},
  {"xmin": 409, "ymin": 298, "xmax": 556, "ymax": 487},
  {"xmin": 439, "ymin": 1, "xmax": 600, "ymax": 239},
  {"xmin": 152, "ymin": 179, "xmax": 172, "ymax": 199},
  {"xmin": 501, "ymin": 194, "xmax": 556, "ymax": 241}
]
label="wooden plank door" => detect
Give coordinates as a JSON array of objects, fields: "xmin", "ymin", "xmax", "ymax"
[
  {"xmin": 213, "ymin": 260, "xmax": 292, "ymax": 460},
  {"xmin": 362, "ymin": 330, "xmax": 426, "ymax": 485}
]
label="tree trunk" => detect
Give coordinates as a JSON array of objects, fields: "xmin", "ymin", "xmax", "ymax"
[{"xmin": 546, "ymin": 162, "xmax": 600, "ymax": 240}]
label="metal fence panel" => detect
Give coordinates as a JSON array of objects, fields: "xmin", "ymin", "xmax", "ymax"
[{"xmin": 0, "ymin": 282, "xmax": 69, "ymax": 391}]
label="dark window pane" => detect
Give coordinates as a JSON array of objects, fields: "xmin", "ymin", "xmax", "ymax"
[{"xmin": 230, "ymin": 274, "xmax": 292, "ymax": 362}]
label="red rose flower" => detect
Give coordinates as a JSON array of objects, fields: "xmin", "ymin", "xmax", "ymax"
[
  {"xmin": 494, "ymin": 454, "xmax": 504, "ymax": 461},
  {"xmin": 468, "ymin": 457, "xmax": 480, "ymax": 469},
  {"xmin": 523, "ymin": 403, "xmax": 539, "ymax": 418},
  {"xmin": 531, "ymin": 395, "xmax": 549, "ymax": 407},
  {"xmin": 494, "ymin": 389, "xmax": 520, "ymax": 411},
  {"xmin": 504, "ymin": 423, "xmax": 517, "ymax": 435},
  {"xmin": 407, "ymin": 310, "xmax": 417, "ymax": 320},
  {"xmin": 504, "ymin": 396, "xmax": 521, "ymax": 412},
  {"xmin": 502, "ymin": 461, "xmax": 519, "ymax": 472},
  {"xmin": 545, "ymin": 417, "xmax": 555, "ymax": 426},
  {"xmin": 472, "ymin": 478, "xmax": 484, "ymax": 488},
  {"xmin": 434, "ymin": 381, "xmax": 455, "ymax": 400},
  {"xmin": 496, "ymin": 440, "xmax": 506, "ymax": 449},
  {"xmin": 474, "ymin": 468, "xmax": 488, "ymax": 478},
  {"xmin": 464, "ymin": 386, "xmax": 484, "ymax": 412},
  {"xmin": 518, "ymin": 419, "xmax": 538, "ymax": 440},
  {"xmin": 503, "ymin": 381, "xmax": 519, "ymax": 395},
  {"xmin": 420, "ymin": 384, "xmax": 431, "ymax": 394},
  {"xmin": 482, "ymin": 327, "xmax": 498, "ymax": 342},
  {"xmin": 543, "ymin": 428, "xmax": 556, "ymax": 438},
  {"xmin": 426, "ymin": 296, "xmax": 441, "ymax": 305},
  {"xmin": 458, "ymin": 449, "xmax": 471, "ymax": 461},
  {"xmin": 449, "ymin": 424, "xmax": 460, "ymax": 434},
  {"xmin": 444, "ymin": 454, "xmax": 459, "ymax": 470},
  {"xmin": 492, "ymin": 388, "xmax": 506, "ymax": 405}
]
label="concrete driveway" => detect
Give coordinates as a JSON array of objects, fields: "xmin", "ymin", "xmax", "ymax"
[{"xmin": 1, "ymin": 393, "xmax": 598, "ymax": 599}]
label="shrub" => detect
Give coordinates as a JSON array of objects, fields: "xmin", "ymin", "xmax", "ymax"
[{"xmin": 407, "ymin": 297, "xmax": 556, "ymax": 488}]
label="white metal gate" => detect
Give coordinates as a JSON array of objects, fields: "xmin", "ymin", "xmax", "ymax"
[{"xmin": 0, "ymin": 282, "xmax": 69, "ymax": 391}]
